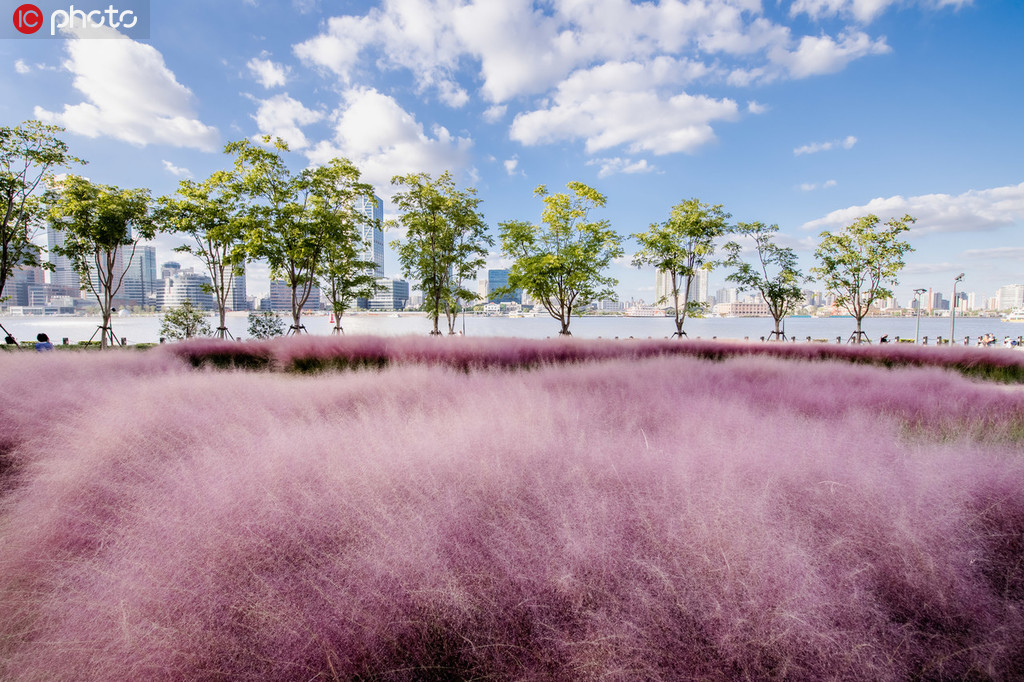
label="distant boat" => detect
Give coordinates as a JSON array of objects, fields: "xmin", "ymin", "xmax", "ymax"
[
  {"xmin": 624, "ymin": 305, "xmax": 667, "ymax": 317},
  {"xmin": 1003, "ymin": 308, "xmax": 1024, "ymax": 322}
]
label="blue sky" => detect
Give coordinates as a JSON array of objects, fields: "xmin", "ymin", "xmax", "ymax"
[{"xmin": 2, "ymin": 0, "xmax": 1021, "ymax": 305}]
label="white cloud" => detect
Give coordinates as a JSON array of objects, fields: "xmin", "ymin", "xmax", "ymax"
[
  {"xmin": 964, "ymin": 247, "xmax": 1024, "ymax": 260},
  {"xmin": 304, "ymin": 87, "xmax": 472, "ymax": 197},
  {"xmin": 14, "ymin": 59, "xmax": 30, "ymax": 74},
  {"xmin": 34, "ymin": 24, "xmax": 218, "ymax": 151},
  {"xmin": 482, "ymin": 104, "xmax": 507, "ymax": 123},
  {"xmin": 747, "ymin": 100, "xmax": 769, "ymax": 114},
  {"xmin": 771, "ymin": 31, "xmax": 890, "ymax": 79},
  {"xmin": 503, "ymin": 157, "xmax": 521, "ymax": 176},
  {"xmin": 162, "ymin": 160, "xmax": 192, "ymax": 177},
  {"xmin": 587, "ymin": 157, "xmax": 655, "ymax": 178},
  {"xmin": 790, "ymin": 0, "xmax": 973, "ymax": 24},
  {"xmin": 250, "ymin": 93, "xmax": 323, "ymax": 149},
  {"xmin": 802, "ymin": 181, "xmax": 1024, "ymax": 235},
  {"xmin": 799, "ymin": 179, "xmax": 838, "ymax": 191},
  {"xmin": 294, "ymin": 1, "xmax": 468, "ymax": 107},
  {"xmin": 511, "ymin": 60, "xmax": 737, "ymax": 155},
  {"xmin": 247, "ymin": 57, "xmax": 289, "ymax": 88},
  {"xmin": 794, "ymin": 135, "xmax": 857, "ymax": 155}
]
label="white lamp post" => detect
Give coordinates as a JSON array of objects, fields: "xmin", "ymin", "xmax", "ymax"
[{"xmin": 949, "ymin": 273, "xmax": 964, "ymax": 345}]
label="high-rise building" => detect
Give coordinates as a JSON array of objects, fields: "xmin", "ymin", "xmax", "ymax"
[
  {"xmin": 269, "ymin": 279, "xmax": 320, "ymax": 312},
  {"xmin": 659, "ymin": 269, "xmax": 708, "ymax": 304},
  {"xmin": 230, "ymin": 270, "xmax": 248, "ymax": 311},
  {"xmin": 355, "ymin": 195, "xmax": 384, "ymax": 278},
  {"xmin": 162, "ymin": 270, "xmax": 215, "ymax": 310},
  {"xmin": 123, "ymin": 245, "xmax": 157, "ymax": 306},
  {"xmin": 995, "ymin": 284, "xmax": 1024, "ymax": 311},
  {"xmin": 46, "ymin": 223, "xmax": 80, "ymax": 294},
  {"xmin": 370, "ymin": 277, "xmax": 409, "ymax": 310},
  {"xmin": 485, "ymin": 269, "xmax": 519, "ymax": 303}
]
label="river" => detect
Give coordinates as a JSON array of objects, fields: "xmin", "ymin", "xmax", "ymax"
[{"xmin": 2, "ymin": 312, "xmax": 1021, "ymax": 346}]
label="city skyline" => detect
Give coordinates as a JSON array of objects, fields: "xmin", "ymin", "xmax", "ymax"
[{"xmin": 2, "ymin": 0, "xmax": 1021, "ymax": 305}]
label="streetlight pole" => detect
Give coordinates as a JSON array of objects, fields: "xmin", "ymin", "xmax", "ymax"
[
  {"xmin": 949, "ymin": 273, "xmax": 964, "ymax": 345},
  {"xmin": 913, "ymin": 288, "xmax": 926, "ymax": 344}
]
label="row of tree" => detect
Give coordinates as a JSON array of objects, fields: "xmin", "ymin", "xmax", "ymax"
[
  {"xmin": 2, "ymin": 122, "xmax": 382, "ymax": 348},
  {"xmin": 1, "ymin": 119, "xmax": 915, "ymax": 346},
  {"xmin": 393, "ymin": 176, "xmax": 915, "ymax": 342}
]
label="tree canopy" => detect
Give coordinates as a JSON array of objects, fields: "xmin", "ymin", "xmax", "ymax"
[
  {"xmin": 724, "ymin": 221, "xmax": 805, "ymax": 340},
  {"xmin": 46, "ymin": 175, "xmax": 156, "ymax": 348},
  {"xmin": 390, "ymin": 171, "xmax": 490, "ymax": 335},
  {"xmin": 0, "ymin": 120, "xmax": 83, "ymax": 305},
  {"xmin": 227, "ymin": 137, "xmax": 375, "ymax": 334},
  {"xmin": 498, "ymin": 183, "xmax": 622, "ymax": 336},
  {"xmin": 811, "ymin": 213, "xmax": 915, "ymax": 343},
  {"xmin": 155, "ymin": 170, "xmax": 248, "ymax": 338},
  {"xmin": 632, "ymin": 198, "xmax": 731, "ymax": 337}
]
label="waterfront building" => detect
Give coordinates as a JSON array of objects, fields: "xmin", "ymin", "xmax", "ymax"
[
  {"xmin": 162, "ymin": 270, "xmax": 215, "ymax": 310},
  {"xmin": 658, "ymin": 269, "xmax": 709, "ymax": 305},
  {"xmin": 356, "ymin": 195, "xmax": 385, "ymax": 278},
  {"xmin": 230, "ymin": 271, "xmax": 248, "ymax": 311},
  {"xmin": 123, "ymin": 245, "xmax": 157, "ymax": 307},
  {"xmin": 46, "ymin": 223, "xmax": 80, "ymax": 295},
  {"xmin": 370, "ymin": 277, "xmax": 409, "ymax": 311},
  {"xmin": 486, "ymin": 269, "xmax": 520, "ymax": 304},
  {"xmin": 269, "ymin": 279, "xmax": 320, "ymax": 313},
  {"xmin": 996, "ymin": 284, "xmax": 1024, "ymax": 311}
]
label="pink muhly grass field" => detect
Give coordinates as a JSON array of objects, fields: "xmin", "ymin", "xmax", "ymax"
[
  {"xmin": 2, "ymin": 345, "xmax": 1024, "ymax": 680},
  {"xmin": 164, "ymin": 334, "xmax": 1024, "ymax": 382}
]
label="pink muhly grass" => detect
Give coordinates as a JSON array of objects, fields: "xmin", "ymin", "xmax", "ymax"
[
  {"xmin": 159, "ymin": 334, "xmax": 1024, "ymax": 382},
  {"xmin": 1, "ymin": 352, "xmax": 1023, "ymax": 679}
]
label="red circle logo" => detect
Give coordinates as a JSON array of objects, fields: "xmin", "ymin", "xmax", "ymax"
[{"xmin": 13, "ymin": 4, "xmax": 43, "ymax": 34}]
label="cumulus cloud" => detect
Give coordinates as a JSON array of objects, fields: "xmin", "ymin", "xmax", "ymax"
[
  {"xmin": 802, "ymin": 182, "xmax": 1024, "ymax": 235},
  {"xmin": 771, "ymin": 32, "xmax": 890, "ymax": 79},
  {"xmin": 503, "ymin": 157, "xmax": 522, "ymax": 176},
  {"xmin": 247, "ymin": 56, "xmax": 289, "ymax": 88},
  {"xmin": 304, "ymin": 87, "xmax": 472, "ymax": 196},
  {"xmin": 790, "ymin": 0, "xmax": 972, "ymax": 24},
  {"xmin": 747, "ymin": 100, "xmax": 769, "ymax": 114},
  {"xmin": 287, "ymin": 0, "xmax": 961, "ymax": 160},
  {"xmin": 294, "ymin": 1, "xmax": 468, "ymax": 107},
  {"xmin": 586, "ymin": 157, "xmax": 655, "ymax": 178},
  {"xmin": 34, "ymin": 24, "xmax": 218, "ymax": 151},
  {"xmin": 162, "ymin": 160, "xmax": 192, "ymax": 177},
  {"xmin": 794, "ymin": 135, "xmax": 857, "ymax": 155},
  {"xmin": 250, "ymin": 93, "xmax": 323, "ymax": 149},
  {"xmin": 482, "ymin": 104, "xmax": 507, "ymax": 123},
  {"xmin": 511, "ymin": 59, "xmax": 736, "ymax": 155},
  {"xmin": 14, "ymin": 59, "xmax": 30, "ymax": 74}
]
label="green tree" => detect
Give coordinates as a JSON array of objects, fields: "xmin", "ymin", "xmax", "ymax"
[
  {"xmin": 319, "ymin": 231, "xmax": 380, "ymax": 335},
  {"xmin": 228, "ymin": 137, "xmax": 374, "ymax": 334},
  {"xmin": 390, "ymin": 172, "xmax": 491, "ymax": 335},
  {"xmin": 159, "ymin": 299, "xmax": 213, "ymax": 340},
  {"xmin": 155, "ymin": 170, "xmax": 248, "ymax": 339},
  {"xmin": 811, "ymin": 213, "xmax": 916, "ymax": 343},
  {"xmin": 46, "ymin": 176, "xmax": 156, "ymax": 348},
  {"xmin": 724, "ymin": 222, "xmax": 806, "ymax": 340},
  {"xmin": 499, "ymin": 183, "xmax": 622, "ymax": 336},
  {"xmin": 631, "ymin": 198, "xmax": 731, "ymax": 338},
  {"xmin": 247, "ymin": 309, "xmax": 284, "ymax": 339},
  {"xmin": 1, "ymin": 120, "xmax": 83, "ymax": 306}
]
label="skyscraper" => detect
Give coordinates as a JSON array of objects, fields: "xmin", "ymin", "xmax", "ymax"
[
  {"xmin": 355, "ymin": 195, "xmax": 384, "ymax": 278},
  {"xmin": 46, "ymin": 223, "xmax": 80, "ymax": 294}
]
